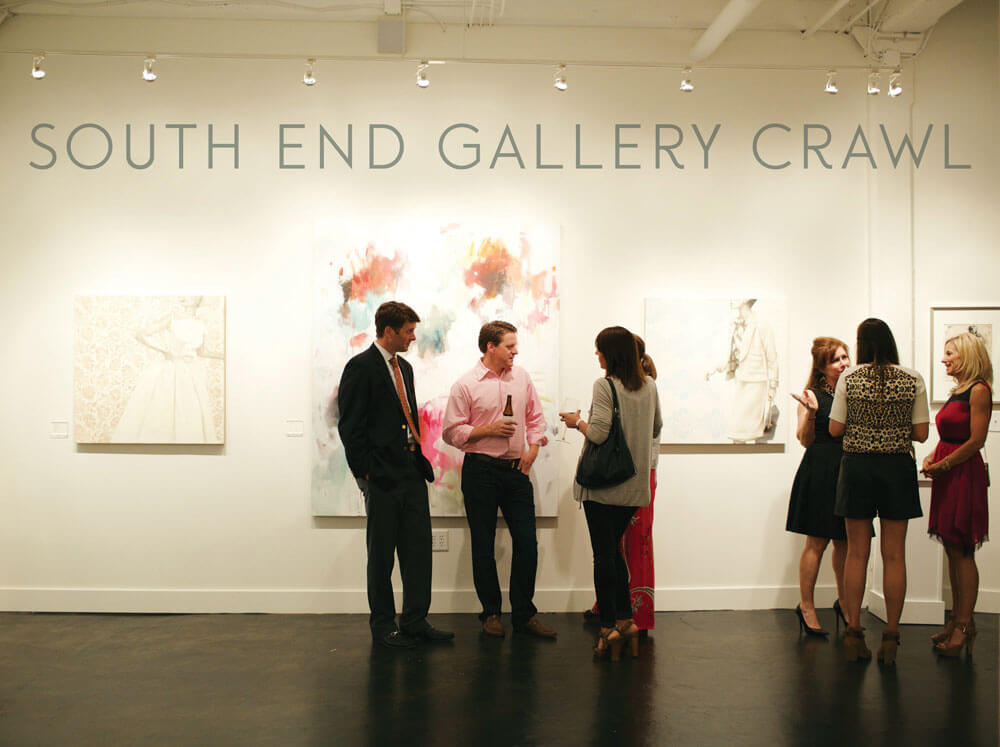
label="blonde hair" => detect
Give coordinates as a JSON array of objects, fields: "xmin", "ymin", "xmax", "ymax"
[{"xmin": 946, "ymin": 331, "xmax": 993, "ymax": 393}]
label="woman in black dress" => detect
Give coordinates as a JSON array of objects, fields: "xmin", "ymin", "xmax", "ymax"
[{"xmin": 786, "ymin": 337, "xmax": 851, "ymax": 635}]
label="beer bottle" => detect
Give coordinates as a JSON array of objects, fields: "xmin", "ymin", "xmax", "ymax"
[{"xmin": 502, "ymin": 394, "xmax": 514, "ymax": 421}]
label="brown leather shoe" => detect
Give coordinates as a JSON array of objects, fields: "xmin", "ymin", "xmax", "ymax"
[
  {"xmin": 516, "ymin": 616, "xmax": 557, "ymax": 639},
  {"xmin": 482, "ymin": 614, "xmax": 505, "ymax": 637}
]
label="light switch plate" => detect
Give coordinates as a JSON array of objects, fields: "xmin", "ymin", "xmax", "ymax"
[{"xmin": 431, "ymin": 530, "xmax": 449, "ymax": 552}]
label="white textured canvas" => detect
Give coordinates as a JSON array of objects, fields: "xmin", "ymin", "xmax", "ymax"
[{"xmin": 74, "ymin": 295, "xmax": 226, "ymax": 444}]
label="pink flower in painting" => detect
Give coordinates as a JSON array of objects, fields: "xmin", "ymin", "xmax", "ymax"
[{"xmin": 418, "ymin": 399, "xmax": 463, "ymax": 484}]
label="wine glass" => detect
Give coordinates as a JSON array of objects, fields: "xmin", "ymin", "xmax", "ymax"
[{"xmin": 557, "ymin": 397, "xmax": 580, "ymax": 442}]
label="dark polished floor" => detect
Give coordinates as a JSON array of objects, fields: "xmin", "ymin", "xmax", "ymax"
[{"xmin": 0, "ymin": 610, "xmax": 996, "ymax": 746}]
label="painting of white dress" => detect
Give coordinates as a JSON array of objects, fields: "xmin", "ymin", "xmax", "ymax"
[
  {"xmin": 312, "ymin": 221, "xmax": 560, "ymax": 517},
  {"xmin": 74, "ymin": 295, "xmax": 225, "ymax": 444},
  {"xmin": 644, "ymin": 297, "xmax": 787, "ymax": 445}
]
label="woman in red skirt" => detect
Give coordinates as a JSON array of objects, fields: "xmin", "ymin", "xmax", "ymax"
[
  {"xmin": 585, "ymin": 335, "xmax": 657, "ymax": 633},
  {"xmin": 922, "ymin": 331, "xmax": 992, "ymax": 656}
]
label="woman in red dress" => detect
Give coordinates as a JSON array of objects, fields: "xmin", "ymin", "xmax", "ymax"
[{"xmin": 922, "ymin": 331, "xmax": 992, "ymax": 657}]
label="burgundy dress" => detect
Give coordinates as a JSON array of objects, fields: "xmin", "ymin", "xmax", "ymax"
[{"xmin": 928, "ymin": 384, "xmax": 991, "ymax": 551}]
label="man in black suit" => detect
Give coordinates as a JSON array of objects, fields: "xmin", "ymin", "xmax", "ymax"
[{"xmin": 337, "ymin": 301, "xmax": 454, "ymax": 648}]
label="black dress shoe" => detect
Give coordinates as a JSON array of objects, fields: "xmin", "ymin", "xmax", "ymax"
[
  {"xmin": 403, "ymin": 625, "xmax": 455, "ymax": 642},
  {"xmin": 376, "ymin": 631, "xmax": 416, "ymax": 649}
]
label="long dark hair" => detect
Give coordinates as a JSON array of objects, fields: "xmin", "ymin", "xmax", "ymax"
[
  {"xmin": 596, "ymin": 326, "xmax": 644, "ymax": 391},
  {"xmin": 856, "ymin": 318, "xmax": 899, "ymax": 365},
  {"xmin": 856, "ymin": 318, "xmax": 899, "ymax": 394}
]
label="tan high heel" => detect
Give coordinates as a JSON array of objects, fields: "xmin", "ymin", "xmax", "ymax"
[
  {"xmin": 935, "ymin": 621, "xmax": 976, "ymax": 657},
  {"xmin": 844, "ymin": 627, "xmax": 871, "ymax": 662},
  {"xmin": 594, "ymin": 628, "xmax": 624, "ymax": 661},
  {"xmin": 616, "ymin": 619, "xmax": 640, "ymax": 659},
  {"xmin": 877, "ymin": 630, "xmax": 901, "ymax": 665},
  {"xmin": 931, "ymin": 615, "xmax": 956, "ymax": 645}
]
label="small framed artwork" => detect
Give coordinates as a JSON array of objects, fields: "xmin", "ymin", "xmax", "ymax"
[{"xmin": 929, "ymin": 306, "xmax": 1000, "ymax": 404}]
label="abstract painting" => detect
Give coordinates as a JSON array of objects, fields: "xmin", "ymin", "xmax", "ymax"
[
  {"xmin": 644, "ymin": 297, "xmax": 787, "ymax": 445},
  {"xmin": 74, "ymin": 295, "xmax": 226, "ymax": 444},
  {"xmin": 312, "ymin": 222, "xmax": 560, "ymax": 516},
  {"xmin": 930, "ymin": 306, "xmax": 1000, "ymax": 404}
]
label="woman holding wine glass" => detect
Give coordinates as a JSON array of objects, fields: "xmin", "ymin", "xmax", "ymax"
[
  {"xmin": 580, "ymin": 335, "xmax": 659, "ymax": 634},
  {"xmin": 562, "ymin": 327, "xmax": 661, "ymax": 659}
]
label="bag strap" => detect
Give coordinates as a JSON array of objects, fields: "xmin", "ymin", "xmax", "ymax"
[{"xmin": 605, "ymin": 377, "xmax": 621, "ymax": 414}]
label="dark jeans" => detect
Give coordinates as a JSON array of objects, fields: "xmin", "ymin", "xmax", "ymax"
[
  {"xmin": 462, "ymin": 457, "xmax": 538, "ymax": 627},
  {"xmin": 362, "ymin": 455, "xmax": 432, "ymax": 638},
  {"xmin": 583, "ymin": 500, "xmax": 637, "ymax": 628}
]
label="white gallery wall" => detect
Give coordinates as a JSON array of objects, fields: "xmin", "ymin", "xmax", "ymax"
[{"xmin": 0, "ymin": 0, "xmax": 997, "ymax": 614}]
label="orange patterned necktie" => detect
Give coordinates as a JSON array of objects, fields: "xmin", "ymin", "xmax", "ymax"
[{"xmin": 390, "ymin": 356, "xmax": 421, "ymax": 444}]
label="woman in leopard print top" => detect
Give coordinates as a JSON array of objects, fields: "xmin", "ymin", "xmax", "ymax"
[{"xmin": 829, "ymin": 318, "xmax": 930, "ymax": 664}]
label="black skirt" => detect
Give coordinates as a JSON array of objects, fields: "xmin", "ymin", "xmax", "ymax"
[
  {"xmin": 786, "ymin": 441, "xmax": 846, "ymax": 540},
  {"xmin": 835, "ymin": 452, "xmax": 922, "ymax": 521}
]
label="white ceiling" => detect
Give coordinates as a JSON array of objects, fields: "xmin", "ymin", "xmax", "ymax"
[{"xmin": 0, "ymin": 0, "xmax": 969, "ymax": 32}]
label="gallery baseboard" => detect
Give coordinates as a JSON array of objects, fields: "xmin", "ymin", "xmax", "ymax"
[
  {"xmin": 943, "ymin": 584, "xmax": 1000, "ymax": 614},
  {"xmin": 2, "ymin": 584, "xmax": 857, "ymax": 615},
  {"xmin": 963, "ymin": 587, "xmax": 1000, "ymax": 614},
  {"xmin": 866, "ymin": 589, "xmax": 947, "ymax": 625}
]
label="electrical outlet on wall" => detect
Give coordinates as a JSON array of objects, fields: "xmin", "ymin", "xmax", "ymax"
[
  {"xmin": 431, "ymin": 530, "xmax": 449, "ymax": 552},
  {"xmin": 990, "ymin": 411, "xmax": 1000, "ymax": 432}
]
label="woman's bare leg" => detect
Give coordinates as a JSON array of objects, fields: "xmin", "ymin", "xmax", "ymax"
[
  {"xmin": 831, "ymin": 539, "xmax": 848, "ymax": 604},
  {"xmin": 878, "ymin": 519, "xmax": 909, "ymax": 632},
  {"xmin": 843, "ymin": 519, "xmax": 874, "ymax": 629},
  {"xmin": 798, "ymin": 536, "xmax": 829, "ymax": 628}
]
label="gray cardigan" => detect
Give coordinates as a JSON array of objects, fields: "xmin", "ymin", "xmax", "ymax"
[{"xmin": 573, "ymin": 376, "xmax": 662, "ymax": 507}]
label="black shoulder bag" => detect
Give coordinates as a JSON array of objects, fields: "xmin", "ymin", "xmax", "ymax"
[{"xmin": 574, "ymin": 378, "xmax": 637, "ymax": 489}]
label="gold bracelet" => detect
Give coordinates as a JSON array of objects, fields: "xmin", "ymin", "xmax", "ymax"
[{"xmin": 943, "ymin": 457, "xmax": 952, "ymax": 471}]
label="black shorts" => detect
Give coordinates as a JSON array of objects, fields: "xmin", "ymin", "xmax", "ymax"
[{"xmin": 835, "ymin": 452, "xmax": 922, "ymax": 521}]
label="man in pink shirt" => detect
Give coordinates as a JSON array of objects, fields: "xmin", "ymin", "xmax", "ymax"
[{"xmin": 442, "ymin": 321, "xmax": 556, "ymax": 639}]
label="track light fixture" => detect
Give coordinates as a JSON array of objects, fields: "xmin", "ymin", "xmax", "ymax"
[
  {"xmin": 553, "ymin": 64, "xmax": 567, "ymax": 92},
  {"xmin": 142, "ymin": 57, "xmax": 157, "ymax": 82},
  {"xmin": 866, "ymin": 71, "xmax": 880, "ymax": 95},
  {"xmin": 888, "ymin": 67, "xmax": 902, "ymax": 98},
  {"xmin": 680, "ymin": 66, "xmax": 694, "ymax": 92},
  {"xmin": 416, "ymin": 61, "xmax": 430, "ymax": 88},
  {"xmin": 824, "ymin": 69, "xmax": 838, "ymax": 94},
  {"xmin": 31, "ymin": 53, "xmax": 46, "ymax": 80},
  {"xmin": 303, "ymin": 58, "xmax": 317, "ymax": 86}
]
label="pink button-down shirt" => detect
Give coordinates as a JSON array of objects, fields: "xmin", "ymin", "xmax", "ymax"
[{"xmin": 442, "ymin": 361, "xmax": 546, "ymax": 459}]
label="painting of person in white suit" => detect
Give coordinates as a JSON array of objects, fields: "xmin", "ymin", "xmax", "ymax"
[{"xmin": 706, "ymin": 299, "xmax": 779, "ymax": 442}]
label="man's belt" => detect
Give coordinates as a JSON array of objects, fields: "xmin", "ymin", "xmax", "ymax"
[{"xmin": 464, "ymin": 452, "xmax": 521, "ymax": 470}]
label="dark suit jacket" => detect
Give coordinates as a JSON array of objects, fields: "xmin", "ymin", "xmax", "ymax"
[{"xmin": 337, "ymin": 343, "xmax": 434, "ymax": 486}]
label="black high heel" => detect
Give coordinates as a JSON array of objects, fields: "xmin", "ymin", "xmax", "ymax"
[
  {"xmin": 833, "ymin": 599, "xmax": 848, "ymax": 634},
  {"xmin": 796, "ymin": 604, "xmax": 829, "ymax": 637}
]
